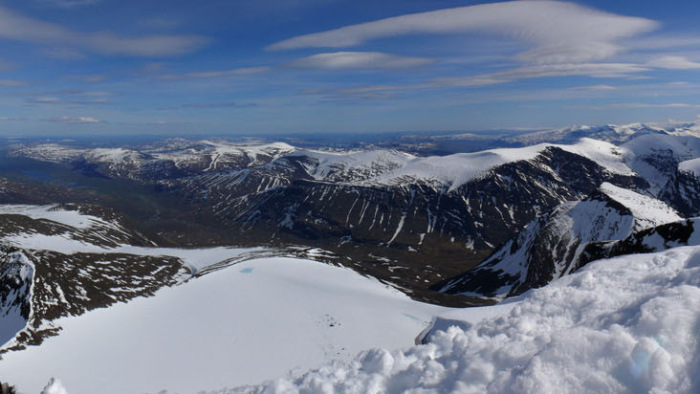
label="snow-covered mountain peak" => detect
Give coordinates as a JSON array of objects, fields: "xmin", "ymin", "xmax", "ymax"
[
  {"xmin": 12, "ymin": 143, "xmax": 84, "ymax": 163},
  {"xmin": 371, "ymin": 138, "xmax": 633, "ymax": 191},
  {"xmin": 505, "ymin": 122, "xmax": 669, "ymax": 146},
  {"xmin": 84, "ymin": 148, "xmax": 149, "ymax": 164},
  {"xmin": 598, "ymin": 183, "xmax": 682, "ymax": 231},
  {"xmin": 286, "ymin": 148, "xmax": 416, "ymax": 182}
]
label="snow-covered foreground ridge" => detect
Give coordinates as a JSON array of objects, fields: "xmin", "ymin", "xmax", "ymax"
[{"xmin": 221, "ymin": 246, "xmax": 700, "ymax": 394}]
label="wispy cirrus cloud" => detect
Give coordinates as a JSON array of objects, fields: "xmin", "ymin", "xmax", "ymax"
[
  {"xmin": 158, "ymin": 102, "xmax": 258, "ymax": 110},
  {"xmin": 181, "ymin": 102, "xmax": 257, "ymax": 109},
  {"xmin": 0, "ymin": 117, "xmax": 24, "ymax": 121},
  {"xmin": 304, "ymin": 63, "xmax": 649, "ymax": 100},
  {"xmin": 304, "ymin": 84, "xmax": 416, "ymax": 99},
  {"xmin": 65, "ymin": 74, "xmax": 109, "ymax": 83},
  {"xmin": 25, "ymin": 89, "xmax": 112, "ymax": 105},
  {"xmin": 286, "ymin": 52, "xmax": 434, "ymax": 69},
  {"xmin": 0, "ymin": 6, "xmax": 208, "ymax": 57},
  {"xmin": 36, "ymin": 0, "xmax": 101, "ymax": 8},
  {"xmin": 28, "ymin": 96, "xmax": 110, "ymax": 105},
  {"xmin": 647, "ymin": 56, "xmax": 700, "ymax": 69},
  {"xmin": 269, "ymin": 1, "xmax": 657, "ymax": 64},
  {"xmin": 160, "ymin": 66, "xmax": 271, "ymax": 80},
  {"xmin": 0, "ymin": 79, "xmax": 27, "ymax": 87},
  {"xmin": 45, "ymin": 115, "xmax": 101, "ymax": 123},
  {"xmin": 568, "ymin": 102, "xmax": 700, "ymax": 111},
  {"xmin": 611, "ymin": 102, "xmax": 700, "ymax": 109},
  {"xmin": 433, "ymin": 63, "xmax": 650, "ymax": 87},
  {"xmin": 569, "ymin": 84, "xmax": 618, "ymax": 91}
]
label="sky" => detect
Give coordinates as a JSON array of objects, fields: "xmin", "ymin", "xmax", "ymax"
[{"xmin": 1, "ymin": 0, "xmax": 700, "ymax": 136}]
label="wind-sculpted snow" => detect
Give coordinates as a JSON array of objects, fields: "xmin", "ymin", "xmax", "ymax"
[{"xmin": 221, "ymin": 246, "xmax": 700, "ymax": 394}]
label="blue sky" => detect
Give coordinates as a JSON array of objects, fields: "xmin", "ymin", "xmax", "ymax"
[{"xmin": 2, "ymin": 0, "xmax": 700, "ymax": 136}]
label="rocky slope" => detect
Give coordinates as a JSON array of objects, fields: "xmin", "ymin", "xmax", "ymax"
[
  {"xmin": 0, "ymin": 205, "xmax": 190, "ymax": 353},
  {"xmin": 436, "ymin": 183, "xmax": 682, "ymax": 298}
]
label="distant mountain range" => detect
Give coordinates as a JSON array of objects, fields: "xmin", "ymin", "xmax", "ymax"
[{"xmin": 3, "ymin": 121, "xmax": 700, "ymax": 357}]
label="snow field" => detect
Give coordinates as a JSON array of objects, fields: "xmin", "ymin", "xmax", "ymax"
[{"xmin": 0, "ymin": 257, "xmax": 450, "ymax": 394}]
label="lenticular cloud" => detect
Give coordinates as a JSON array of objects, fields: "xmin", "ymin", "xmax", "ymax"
[{"xmin": 269, "ymin": 1, "xmax": 658, "ymax": 65}]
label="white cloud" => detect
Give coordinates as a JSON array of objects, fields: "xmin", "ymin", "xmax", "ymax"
[
  {"xmin": 36, "ymin": 0, "xmax": 101, "ymax": 8},
  {"xmin": 629, "ymin": 35, "xmax": 700, "ymax": 51},
  {"xmin": 647, "ymin": 56, "xmax": 700, "ymax": 70},
  {"xmin": 46, "ymin": 116, "xmax": 101, "ymax": 123},
  {"xmin": 0, "ymin": 6, "xmax": 208, "ymax": 57},
  {"xmin": 304, "ymin": 84, "xmax": 416, "ymax": 99},
  {"xmin": 286, "ymin": 52, "xmax": 434, "ymax": 69},
  {"xmin": 0, "ymin": 117, "xmax": 24, "ymax": 121},
  {"xmin": 269, "ymin": 1, "xmax": 657, "ymax": 64},
  {"xmin": 0, "ymin": 79, "xmax": 26, "ymax": 87},
  {"xmin": 611, "ymin": 103, "xmax": 700, "ymax": 109},
  {"xmin": 42, "ymin": 47, "xmax": 86, "ymax": 60},
  {"xmin": 29, "ymin": 96, "xmax": 109, "ymax": 104},
  {"xmin": 161, "ymin": 66, "xmax": 271, "ymax": 80},
  {"xmin": 433, "ymin": 63, "xmax": 649, "ymax": 87},
  {"xmin": 78, "ymin": 74, "xmax": 109, "ymax": 83},
  {"xmin": 305, "ymin": 63, "xmax": 648, "ymax": 100},
  {"xmin": 569, "ymin": 84, "xmax": 617, "ymax": 91}
]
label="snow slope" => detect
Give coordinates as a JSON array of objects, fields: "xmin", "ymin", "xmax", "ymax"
[
  {"xmin": 223, "ymin": 245, "xmax": 700, "ymax": 394},
  {"xmin": 0, "ymin": 204, "xmax": 269, "ymax": 275},
  {"xmin": 153, "ymin": 141, "xmax": 297, "ymax": 170},
  {"xmin": 373, "ymin": 138, "xmax": 632, "ymax": 191},
  {"xmin": 0, "ymin": 204, "xmax": 118, "ymax": 230},
  {"xmin": 679, "ymin": 157, "xmax": 700, "ymax": 178},
  {"xmin": 0, "ymin": 228, "xmax": 266, "ymax": 274},
  {"xmin": 600, "ymin": 182, "xmax": 682, "ymax": 231},
  {"xmin": 0, "ymin": 257, "xmax": 449, "ymax": 394},
  {"xmin": 622, "ymin": 133, "xmax": 700, "ymax": 193},
  {"xmin": 287, "ymin": 149, "xmax": 416, "ymax": 182}
]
